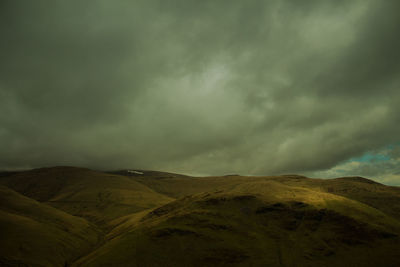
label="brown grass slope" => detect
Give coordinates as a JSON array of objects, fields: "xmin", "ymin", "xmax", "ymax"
[
  {"xmin": 0, "ymin": 185, "xmax": 101, "ymax": 267},
  {"xmin": 0, "ymin": 166, "xmax": 173, "ymax": 225},
  {"xmin": 75, "ymin": 176, "xmax": 400, "ymax": 267}
]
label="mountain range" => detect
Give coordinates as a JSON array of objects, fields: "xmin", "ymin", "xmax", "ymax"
[{"xmin": 1, "ymin": 166, "xmax": 400, "ymax": 266}]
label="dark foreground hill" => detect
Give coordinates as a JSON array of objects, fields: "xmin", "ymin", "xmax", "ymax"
[{"xmin": 1, "ymin": 167, "xmax": 400, "ymax": 266}]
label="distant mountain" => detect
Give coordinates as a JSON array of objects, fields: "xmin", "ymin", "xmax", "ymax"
[
  {"xmin": 1, "ymin": 167, "xmax": 400, "ymax": 266},
  {"xmin": 109, "ymin": 169, "xmax": 189, "ymax": 179}
]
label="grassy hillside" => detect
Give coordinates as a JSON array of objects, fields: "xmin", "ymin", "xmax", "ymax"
[
  {"xmin": 75, "ymin": 188, "xmax": 400, "ymax": 266},
  {"xmin": 0, "ymin": 167, "xmax": 173, "ymax": 225},
  {"xmin": 2, "ymin": 167, "xmax": 400, "ymax": 266},
  {"xmin": 0, "ymin": 186, "xmax": 101, "ymax": 266},
  {"xmin": 76, "ymin": 175, "xmax": 400, "ymax": 267},
  {"xmin": 129, "ymin": 174, "xmax": 400, "ymax": 220}
]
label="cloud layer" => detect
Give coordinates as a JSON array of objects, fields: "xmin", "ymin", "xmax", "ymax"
[{"xmin": 1, "ymin": 1, "xmax": 400, "ymax": 183}]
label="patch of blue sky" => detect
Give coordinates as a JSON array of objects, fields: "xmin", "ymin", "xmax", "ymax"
[
  {"xmin": 333, "ymin": 143, "xmax": 400, "ymax": 168},
  {"xmin": 351, "ymin": 153, "xmax": 390, "ymax": 162},
  {"xmin": 348, "ymin": 144, "xmax": 399, "ymax": 163}
]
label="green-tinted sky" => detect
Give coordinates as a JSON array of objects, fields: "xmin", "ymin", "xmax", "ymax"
[{"xmin": 1, "ymin": 1, "xmax": 399, "ymax": 184}]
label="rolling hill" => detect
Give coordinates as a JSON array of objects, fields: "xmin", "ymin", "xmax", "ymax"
[
  {"xmin": 1, "ymin": 167, "xmax": 400, "ymax": 266},
  {"xmin": 0, "ymin": 167, "xmax": 173, "ymax": 225},
  {"xmin": 0, "ymin": 185, "xmax": 101, "ymax": 266}
]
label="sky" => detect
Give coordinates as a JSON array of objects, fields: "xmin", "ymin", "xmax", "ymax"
[{"xmin": 1, "ymin": 1, "xmax": 399, "ymax": 185}]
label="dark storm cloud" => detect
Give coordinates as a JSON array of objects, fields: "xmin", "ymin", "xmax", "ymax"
[{"xmin": 1, "ymin": 1, "xmax": 399, "ymax": 183}]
